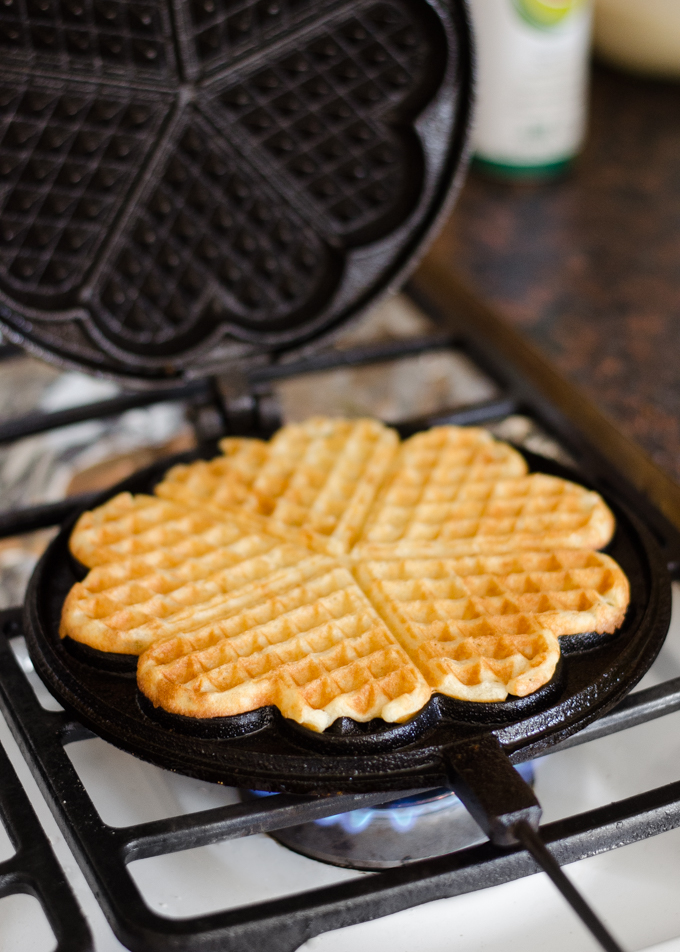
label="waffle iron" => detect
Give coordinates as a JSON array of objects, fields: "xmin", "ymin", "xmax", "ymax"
[{"xmin": 25, "ymin": 447, "xmax": 670, "ymax": 803}]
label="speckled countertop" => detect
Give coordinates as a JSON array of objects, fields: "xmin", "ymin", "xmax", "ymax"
[{"xmin": 435, "ymin": 63, "xmax": 680, "ymax": 485}]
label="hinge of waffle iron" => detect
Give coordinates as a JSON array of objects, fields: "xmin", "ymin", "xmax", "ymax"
[{"xmin": 187, "ymin": 369, "xmax": 282, "ymax": 442}]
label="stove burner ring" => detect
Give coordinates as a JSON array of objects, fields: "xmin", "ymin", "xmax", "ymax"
[{"xmin": 247, "ymin": 765, "xmax": 534, "ymax": 870}]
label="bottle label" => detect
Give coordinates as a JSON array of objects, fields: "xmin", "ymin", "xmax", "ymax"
[
  {"xmin": 470, "ymin": 0, "xmax": 592, "ymax": 168},
  {"xmin": 513, "ymin": 0, "xmax": 586, "ymax": 30}
]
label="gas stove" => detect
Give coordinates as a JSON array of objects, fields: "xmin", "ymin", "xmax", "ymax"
[{"xmin": 0, "ymin": 289, "xmax": 679, "ymax": 952}]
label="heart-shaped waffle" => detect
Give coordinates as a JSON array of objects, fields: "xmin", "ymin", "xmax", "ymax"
[
  {"xmin": 156, "ymin": 418, "xmax": 613, "ymax": 557},
  {"xmin": 0, "ymin": 0, "xmax": 467, "ymax": 381},
  {"xmin": 62, "ymin": 419, "xmax": 629, "ymax": 730}
]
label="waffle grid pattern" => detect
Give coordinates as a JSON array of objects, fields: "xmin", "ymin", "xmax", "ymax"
[
  {"xmin": 156, "ymin": 447, "xmax": 272, "ymax": 516},
  {"xmin": 364, "ymin": 577, "xmax": 563, "ymax": 704},
  {"xmin": 0, "ymin": 0, "xmax": 175, "ymax": 78},
  {"xmin": 216, "ymin": 1, "xmax": 433, "ymax": 237},
  {"xmin": 64, "ymin": 493, "xmax": 334, "ymax": 653},
  {"xmin": 0, "ymin": 0, "xmax": 456, "ymax": 372},
  {"xmin": 98, "ymin": 114, "xmax": 333, "ymax": 347},
  {"xmin": 63, "ymin": 423, "xmax": 629, "ymax": 727},
  {"xmin": 243, "ymin": 418, "xmax": 399, "ymax": 549},
  {"xmin": 189, "ymin": 0, "xmax": 323, "ymax": 69},
  {"xmin": 361, "ymin": 429, "xmax": 532, "ymax": 546},
  {"xmin": 158, "ymin": 421, "xmax": 530, "ymax": 553},
  {"xmin": 357, "ymin": 473, "xmax": 611, "ymax": 558},
  {"xmin": 356, "ymin": 551, "xmax": 627, "ymax": 642},
  {"xmin": 138, "ymin": 565, "xmax": 431, "ymax": 728},
  {"xmin": 0, "ymin": 80, "xmax": 168, "ymax": 292}
]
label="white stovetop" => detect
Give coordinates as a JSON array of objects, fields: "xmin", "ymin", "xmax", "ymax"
[{"xmin": 0, "ymin": 583, "xmax": 679, "ymax": 952}]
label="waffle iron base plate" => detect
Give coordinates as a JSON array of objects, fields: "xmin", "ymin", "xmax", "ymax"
[{"xmin": 23, "ymin": 448, "xmax": 672, "ymax": 795}]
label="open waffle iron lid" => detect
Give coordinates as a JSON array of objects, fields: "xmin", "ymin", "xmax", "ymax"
[{"xmin": 0, "ymin": 0, "xmax": 472, "ymax": 384}]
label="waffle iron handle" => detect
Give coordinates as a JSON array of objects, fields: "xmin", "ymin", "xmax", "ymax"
[
  {"xmin": 442, "ymin": 737, "xmax": 626, "ymax": 952},
  {"xmin": 442, "ymin": 735, "xmax": 540, "ymax": 847}
]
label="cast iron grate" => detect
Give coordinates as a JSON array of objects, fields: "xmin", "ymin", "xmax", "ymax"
[
  {"xmin": 0, "ymin": 291, "xmax": 679, "ymax": 949},
  {"xmin": 0, "ymin": 665, "xmax": 93, "ymax": 952}
]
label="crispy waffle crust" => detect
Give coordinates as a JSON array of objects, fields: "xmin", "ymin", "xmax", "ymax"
[{"xmin": 62, "ymin": 419, "xmax": 629, "ymax": 730}]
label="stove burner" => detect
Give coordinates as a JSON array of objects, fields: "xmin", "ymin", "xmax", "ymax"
[{"xmin": 248, "ymin": 764, "xmax": 534, "ymax": 870}]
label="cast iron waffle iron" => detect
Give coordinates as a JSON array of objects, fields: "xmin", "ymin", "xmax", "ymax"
[
  {"xmin": 0, "ymin": 0, "xmax": 470, "ymax": 383},
  {"xmin": 25, "ymin": 446, "xmax": 671, "ymax": 801}
]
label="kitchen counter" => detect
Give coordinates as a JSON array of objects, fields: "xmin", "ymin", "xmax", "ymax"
[{"xmin": 420, "ymin": 62, "xmax": 680, "ymax": 527}]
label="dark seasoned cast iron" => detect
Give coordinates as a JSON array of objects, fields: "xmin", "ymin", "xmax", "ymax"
[
  {"xmin": 0, "ymin": 0, "xmax": 471, "ymax": 383},
  {"xmin": 24, "ymin": 446, "xmax": 672, "ymax": 797}
]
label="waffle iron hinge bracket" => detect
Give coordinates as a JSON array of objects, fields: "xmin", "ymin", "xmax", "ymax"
[
  {"xmin": 442, "ymin": 734, "xmax": 541, "ymax": 847},
  {"xmin": 207, "ymin": 370, "xmax": 283, "ymax": 440}
]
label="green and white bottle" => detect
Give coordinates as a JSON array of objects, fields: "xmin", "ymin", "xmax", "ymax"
[{"xmin": 469, "ymin": 0, "xmax": 593, "ymax": 180}]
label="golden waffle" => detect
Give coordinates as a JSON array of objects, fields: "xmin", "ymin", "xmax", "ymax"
[
  {"xmin": 137, "ymin": 565, "xmax": 432, "ymax": 731},
  {"xmin": 157, "ymin": 440, "xmax": 274, "ymax": 519},
  {"xmin": 354, "ymin": 472, "xmax": 615, "ymax": 560},
  {"xmin": 356, "ymin": 551, "xmax": 628, "ymax": 701},
  {"xmin": 62, "ymin": 419, "xmax": 628, "ymax": 725},
  {"xmin": 70, "ymin": 492, "xmax": 195, "ymax": 569},
  {"xmin": 156, "ymin": 420, "xmax": 613, "ymax": 558},
  {"xmin": 63, "ymin": 495, "xmax": 333, "ymax": 654},
  {"xmin": 135, "ymin": 547, "xmax": 628, "ymax": 716},
  {"xmin": 156, "ymin": 419, "xmax": 530, "ymax": 555},
  {"xmin": 156, "ymin": 417, "xmax": 400, "ymax": 555}
]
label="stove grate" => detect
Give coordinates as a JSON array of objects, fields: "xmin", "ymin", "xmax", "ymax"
[
  {"xmin": 0, "ymin": 621, "xmax": 93, "ymax": 952},
  {"xmin": 2, "ymin": 605, "xmax": 680, "ymax": 952},
  {"xmin": 0, "ymin": 289, "xmax": 679, "ymax": 950}
]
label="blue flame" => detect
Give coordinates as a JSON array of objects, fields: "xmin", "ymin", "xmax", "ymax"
[
  {"xmin": 309, "ymin": 761, "xmax": 535, "ymax": 835},
  {"xmin": 313, "ymin": 795, "xmax": 450, "ymax": 834},
  {"xmin": 250, "ymin": 761, "xmax": 534, "ymax": 836}
]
